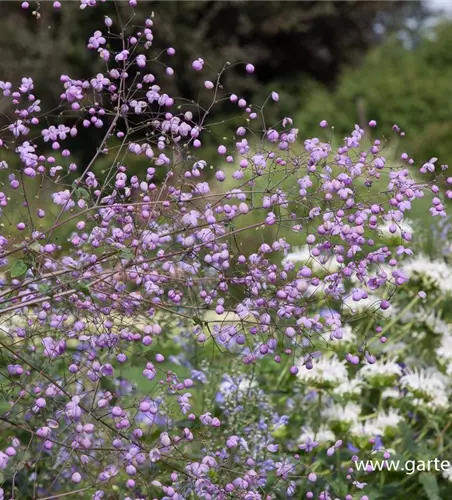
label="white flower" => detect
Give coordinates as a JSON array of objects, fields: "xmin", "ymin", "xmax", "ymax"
[
  {"xmin": 373, "ymin": 409, "xmax": 402, "ymax": 430},
  {"xmin": 402, "ymin": 255, "xmax": 452, "ymax": 296},
  {"xmin": 299, "ymin": 425, "xmax": 335, "ymax": 444},
  {"xmin": 329, "ymin": 324, "xmax": 356, "ymax": 344},
  {"xmin": 283, "ymin": 246, "xmax": 311, "ymax": 264},
  {"xmin": 283, "ymin": 246, "xmax": 341, "ymax": 273},
  {"xmin": 381, "ymin": 341, "xmax": 408, "ymax": 356},
  {"xmin": 400, "ymin": 368, "xmax": 450, "ymax": 408},
  {"xmin": 333, "ymin": 377, "xmax": 363, "ymax": 396},
  {"xmin": 402, "ymin": 308, "xmax": 452, "ymax": 340},
  {"xmin": 442, "ymin": 465, "xmax": 452, "ymax": 482},
  {"xmin": 382, "ymin": 388, "xmax": 401, "ymax": 400},
  {"xmin": 322, "ymin": 402, "xmax": 361, "ymax": 424},
  {"xmin": 298, "ymin": 355, "xmax": 348, "ymax": 387},
  {"xmin": 410, "ymin": 309, "xmax": 452, "ymax": 336},
  {"xmin": 436, "ymin": 334, "xmax": 452, "ymax": 364},
  {"xmin": 400, "ymin": 367, "xmax": 448, "ymax": 393},
  {"xmin": 219, "ymin": 376, "xmax": 257, "ymax": 400},
  {"xmin": 342, "ymin": 294, "xmax": 395, "ymax": 318},
  {"xmin": 360, "ymin": 359, "xmax": 402, "ymax": 384},
  {"xmin": 350, "ymin": 420, "xmax": 383, "ymax": 438},
  {"xmin": 378, "ymin": 219, "xmax": 414, "ymax": 240},
  {"xmin": 412, "ymin": 393, "xmax": 450, "ymax": 410},
  {"xmin": 236, "ymin": 378, "xmax": 257, "ymax": 395},
  {"xmin": 350, "ymin": 411, "xmax": 401, "ymax": 438}
]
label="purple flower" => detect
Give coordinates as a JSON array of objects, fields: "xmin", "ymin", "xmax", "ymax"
[
  {"xmin": 42, "ymin": 337, "xmax": 66, "ymax": 359},
  {"xmin": 192, "ymin": 58, "xmax": 204, "ymax": 71},
  {"xmin": 299, "ymin": 436, "xmax": 318, "ymax": 452}
]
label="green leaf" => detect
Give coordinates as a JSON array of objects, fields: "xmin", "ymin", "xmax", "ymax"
[
  {"xmin": 119, "ymin": 248, "xmax": 134, "ymax": 260},
  {"xmin": 11, "ymin": 260, "xmax": 28, "ymax": 278},
  {"xmin": 399, "ymin": 421, "xmax": 418, "ymax": 454},
  {"xmin": 419, "ymin": 472, "xmax": 440, "ymax": 500},
  {"xmin": 208, "ymin": 469, "xmax": 218, "ymax": 480},
  {"xmin": 74, "ymin": 282, "xmax": 91, "ymax": 297},
  {"xmin": 192, "ymin": 317, "xmax": 205, "ymax": 327},
  {"xmin": 75, "ymin": 187, "xmax": 90, "ymax": 200},
  {"xmin": 79, "ymin": 284, "xmax": 91, "ymax": 296},
  {"xmin": 29, "ymin": 241, "xmax": 41, "ymax": 253},
  {"xmin": 38, "ymin": 284, "xmax": 51, "ymax": 294}
]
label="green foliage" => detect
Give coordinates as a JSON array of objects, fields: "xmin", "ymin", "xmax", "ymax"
[
  {"xmin": 297, "ymin": 22, "xmax": 452, "ymax": 163},
  {"xmin": 420, "ymin": 472, "xmax": 441, "ymax": 500},
  {"xmin": 10, "ymin": 260, "xmax": 27, "ymax": 278},
  {"xmin": 0, "ymin": 1, "xmax": 425, "ymax": 167}
]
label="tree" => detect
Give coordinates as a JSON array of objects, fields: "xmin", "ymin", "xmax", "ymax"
[
  {"xmin": 0, "ymin": 1, "xmax": 423, "ymax": 140},
  {"xmin": 0, "ymin": 1, "xmax": 427, "ymax": 167},
  {"xmin": 296, "ymin": 20, "xmax": 452, "ymax": 164}
]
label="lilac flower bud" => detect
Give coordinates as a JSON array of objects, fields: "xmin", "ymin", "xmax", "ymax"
[
  {"xmin": 126, "ymin": 464, "xmax": 136, "ymax": 476},
  {"xmin": 149, "ymin": 448, "xmax": 161, "ymax": 462},
  {"xmin": 227, "ymin": 436, "xmax": 239, "ymax": 448},
  {"xmin": 192, "ymin": 58, "xmax": 204, "ymax": 71},
  {"xmin": 136, "ymin": 55, "xmax": 146, "ymax": 68},
  {"xmin": 36, "ymin": 398, "xmax": 46, "ymax": 408},
  {"xmin": 72, "ymin": 472, "xmax": 81, "ymax": 483},
  {"xmin": 380, "ymin": 300, "xmax": 390, "ymax": 310},
  {"xmin": 160, "ymin": 433, "xmax": 171, "ymax": 447},
  {"xmin": 346, "ymin": 353, "xmax": 360, "ymax": 365},
  {"xmin": 239, "ymin": 202, "xmax": 249, "ymax": 214},
  {"xmin": 111, "ymin": 406, "xmax": 122, "ymax": 417}
]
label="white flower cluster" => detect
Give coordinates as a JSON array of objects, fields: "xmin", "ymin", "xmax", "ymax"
[
  {"xmin": 402, "ymin": 254, "xmax": 452, "ymax": 296},
  {"xmin": 283, "ymin": 246, "xmax": 341, "ymax": 273}
]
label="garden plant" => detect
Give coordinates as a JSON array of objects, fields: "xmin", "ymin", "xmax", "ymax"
[{"xmin": 0, "ymin": 2, "xmax": 451, "ymax": 499}]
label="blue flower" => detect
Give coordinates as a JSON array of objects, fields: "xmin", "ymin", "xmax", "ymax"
[{"xmin": 347, "ymin": 442, "xmax": 359, "ymax": 453}]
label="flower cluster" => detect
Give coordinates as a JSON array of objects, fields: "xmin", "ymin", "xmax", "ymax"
[{"xmin": 0, "ymin": 1, "xmax": 451, "ymax": 499}]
